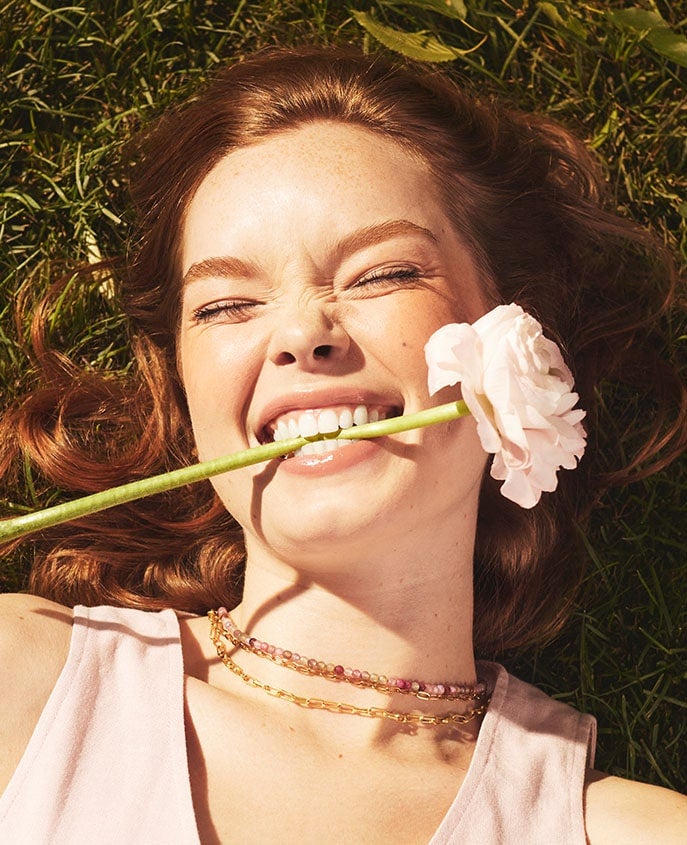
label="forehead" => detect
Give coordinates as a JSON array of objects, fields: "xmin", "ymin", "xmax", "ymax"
[
  {"xmin": 181, "ymin": 122, "xmax": 451, "ymax": 271},
  {"xmin": 194, "ymin": 120, "xmax": 434, "ymax": 200}
]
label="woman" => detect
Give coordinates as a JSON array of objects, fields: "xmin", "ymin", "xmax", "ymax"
[{"xmin": 0, "ymin": 46, "xmax": 685, "ymax": 843}]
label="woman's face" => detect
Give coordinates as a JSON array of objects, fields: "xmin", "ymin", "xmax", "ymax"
[{"xmin": 178, "ymin": 121, "xmax": 489, "ymax": 566}]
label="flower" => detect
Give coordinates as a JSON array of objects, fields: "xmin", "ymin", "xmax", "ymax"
[
  {"xmin": 1, "ymin": 305, "xmax": 584, "ymax": 538},
  {"xmin": 424, "ymin": 304, "xmax": 586, "ymax": 509}
]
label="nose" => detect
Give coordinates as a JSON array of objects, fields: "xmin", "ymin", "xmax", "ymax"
[{"xmin": 267, "ymin": 300, "xmax": 351, "ymax": 369}]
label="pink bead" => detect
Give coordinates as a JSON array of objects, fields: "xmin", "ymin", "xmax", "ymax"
[{"xmin": 214, "ymin": 609, "xmax": 488, "ymax": 706}]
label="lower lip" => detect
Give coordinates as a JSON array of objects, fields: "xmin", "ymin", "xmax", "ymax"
[{"xmin": 275, "ymin": 438, "xmax": 383, "ymax": 476}]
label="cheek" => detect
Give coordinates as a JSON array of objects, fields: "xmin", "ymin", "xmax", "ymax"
[
  {"xmin": 177, "ymin": 331, "xmax": 259, "ymax": 455},
  {"xmin": 385, "ymin": 296, "xmax": 459, "ymax": 367}
]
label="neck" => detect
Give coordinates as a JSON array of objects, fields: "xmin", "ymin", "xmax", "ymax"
[
  {"xmin": 233, "ymin": 531, "xmax": 477, "ymax": 693},
  {"xmin": 198, "ymin": 464, "xmax": 487, "ymax": 752}
]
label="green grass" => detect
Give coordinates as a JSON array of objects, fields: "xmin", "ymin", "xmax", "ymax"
[{"xmin": 1, "ymin": 0, "xmax": 686, "ymax": 791}]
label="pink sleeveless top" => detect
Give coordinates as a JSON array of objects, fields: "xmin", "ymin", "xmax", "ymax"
[{"xmin": 0, "ymin": 605, "xmax": 596, "ymax": 843}]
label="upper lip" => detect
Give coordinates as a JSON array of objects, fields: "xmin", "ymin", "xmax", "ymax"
[{"xmin": 254, "ymin": 387, "xmax": 404, "ymax": 443}]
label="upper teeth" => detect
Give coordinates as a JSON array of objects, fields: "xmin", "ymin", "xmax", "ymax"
[{"xmin": 271, "ymin": 405, "xmax": 383, "ymax": 442}]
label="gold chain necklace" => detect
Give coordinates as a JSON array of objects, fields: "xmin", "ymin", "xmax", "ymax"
[{"xmin": 209, "ymin": 610, "xmax": 490, "ymax": 727}]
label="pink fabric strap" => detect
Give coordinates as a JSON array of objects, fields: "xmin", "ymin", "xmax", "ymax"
[
  {"xmin": 430, "ymin": 661, "xmax": 596, "ymax": 844},
  {"xmin": 0, "ymin": 605, "xmax": 199, "ymax": 844}
]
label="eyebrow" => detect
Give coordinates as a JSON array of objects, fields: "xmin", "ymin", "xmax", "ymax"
[
  {"xmin": 334, "ymin": 219, "xmax": 438, "ymax": 256},
  {"xmin": 182, "ymin": 255, "xmax": 260, "ymax": 286},
  {"xmin": 182, "ymin": 219, "xmax": 437, "ymax": 286}
]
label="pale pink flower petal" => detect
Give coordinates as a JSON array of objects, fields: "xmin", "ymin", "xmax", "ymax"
[
  {"xmin": 424, "ymin": 323, "xmax": 483, "ymax": 395},
  {"xmin": 425, "ymin": 304, "xmax": 586, "ymax": 509}
]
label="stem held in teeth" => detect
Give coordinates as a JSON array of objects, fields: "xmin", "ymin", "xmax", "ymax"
[
  {"xmin": 0, "ymin": 401, "xmax": 469, "ymax": 541},
  {"xmin": 334, "ymin": 402, "xmax": 468, "ymax": 440}
]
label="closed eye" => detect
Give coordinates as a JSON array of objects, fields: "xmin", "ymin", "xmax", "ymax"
[
  {"xmin": 353, "ymin": 266, "xmax": 423, "ymax": 289},
  {"xmin": 192, "ymin": 300, "xmax": 258, "ymax": 323}
]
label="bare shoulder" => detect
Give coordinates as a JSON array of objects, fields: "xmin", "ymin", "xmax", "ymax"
[
  {"xmin": 0, "ymin": 593, "xmax": 73, "ymax": 793},
  {"xmin": 585, "ymin": 768, "xmax": 687, "ymax": 845},
  {"xmin": 0, "ymin": 592, "xmax": 73, "ymax": 652}
]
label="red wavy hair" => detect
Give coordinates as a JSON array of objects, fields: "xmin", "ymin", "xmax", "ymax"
[{"xmin": 1, "ymin": 46, "xmax": 684, "ymax": 653}]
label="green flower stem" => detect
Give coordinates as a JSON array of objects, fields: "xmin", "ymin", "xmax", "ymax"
[
  {"xmin": 0, "ymin": 400, "xmax": 469, "ymax": 542},
  {"xmin": 336, "ymin": 400, "xmax": 468, "ymax": 440}
]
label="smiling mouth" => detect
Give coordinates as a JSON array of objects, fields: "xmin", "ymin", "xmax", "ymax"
[{"xmin": 260, "ymin": 404, "xmax": 402, "ymax": 459}]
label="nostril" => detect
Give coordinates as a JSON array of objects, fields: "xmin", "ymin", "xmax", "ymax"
[{"xmin": 313, "ymin": 344, "xmax": 333, "ymax": 359}]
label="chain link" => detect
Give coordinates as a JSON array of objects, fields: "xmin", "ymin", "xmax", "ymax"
[{"xmin": 209, "ymin": 611, "xmax": 490, "ymax": 727}]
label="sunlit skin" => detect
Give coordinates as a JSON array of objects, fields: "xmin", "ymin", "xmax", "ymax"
[{"xmin": 178, "ymin": 123, "xmax": 489, "ymax": 586}]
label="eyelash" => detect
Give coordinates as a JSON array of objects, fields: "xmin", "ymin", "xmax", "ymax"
[
  {"xmin": 355, "ymin": 266, "xmax": 422, "ymax": 287},
  {"xmin": 192, "ymin": 301, "xmax": 256, "ymax": 323}
]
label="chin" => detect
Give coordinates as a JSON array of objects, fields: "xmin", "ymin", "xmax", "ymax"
[{"xmin": 249, "ymin": 492, "xmax": 397, "ymax": 561}]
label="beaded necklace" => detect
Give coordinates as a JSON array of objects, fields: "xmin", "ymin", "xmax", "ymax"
[{"xmin": 209, "ymin": 609, "xmax": 490, "ymax": 727}]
